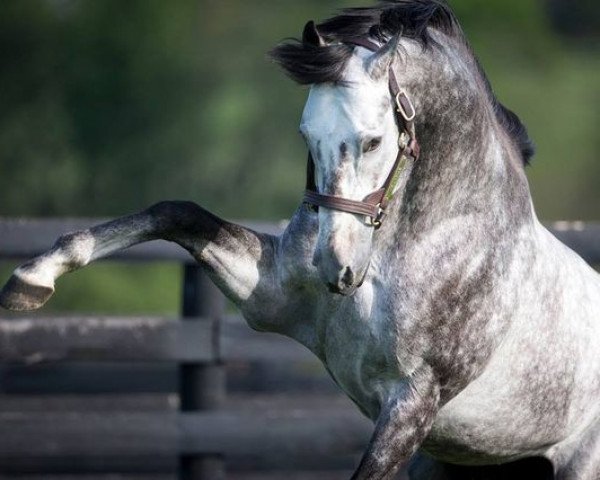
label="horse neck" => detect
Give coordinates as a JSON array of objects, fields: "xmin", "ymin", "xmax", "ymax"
[{"xmin": 378, "ymin": 89, "xmax": 535, "ymax": 255}]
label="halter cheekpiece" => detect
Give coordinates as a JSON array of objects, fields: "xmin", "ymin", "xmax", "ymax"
[{"xmin": 303, "ymin": 37, "xmax": 420, "ymax": 229}]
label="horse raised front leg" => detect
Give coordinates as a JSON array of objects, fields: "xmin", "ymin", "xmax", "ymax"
[
  {"xmin": 351, "ymin": 368, "xmax": 440, "ymax": 480},
  {"xmin": 0, "ymin": 201, "xmax": 279, "ymax": 315}
]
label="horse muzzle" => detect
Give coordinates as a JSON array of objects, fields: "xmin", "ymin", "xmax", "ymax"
[
  {"xmin": 313, "ymin": 247, "xmax": 369, "ymax": 296},
  {"xmin": 325, "ymin": 265, "xmax": 357, "ymax": 296}
]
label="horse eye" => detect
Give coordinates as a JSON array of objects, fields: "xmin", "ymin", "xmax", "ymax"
[{"xmin": 364, "ymin": 137, "xmax": 382, "ymax": 153}]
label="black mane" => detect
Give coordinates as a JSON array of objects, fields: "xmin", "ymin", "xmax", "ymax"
[{"xmin": 270, "ymin": 0, "xmax": 535, "ymax": 165}]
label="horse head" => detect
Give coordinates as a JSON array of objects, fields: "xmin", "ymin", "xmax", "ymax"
[
  {"xmin": 275, "ymin": 19, "xmax": 429, "ymax": 295},
  {"xmin": 272, "ymin": 12, "xmax": 534, "ymax": 296},
  {"xmin": 301, "ymin": 35, "xmax": 408, "ymax": 295}
]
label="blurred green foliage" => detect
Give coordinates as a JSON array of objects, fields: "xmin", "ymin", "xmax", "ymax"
[
  {"xmin": 0, "ymin": 0, "xmax": 598, "ymax": 220},
  {"xmin": 0, "ymin": 0, "xmax": 597, "ymax": 313}
]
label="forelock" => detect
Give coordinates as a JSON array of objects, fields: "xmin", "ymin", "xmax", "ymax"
[{"xmin": 269, "ymin": 0, "xmax": 458, "ymax": 85}]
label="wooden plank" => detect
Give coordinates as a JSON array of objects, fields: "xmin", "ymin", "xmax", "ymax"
[
  {"xmin": 0, "ymin": 360, "xmax": 337, "ymax": 395},
  {"xmin": 229, "ymin": 473, "xmax": 356, "ymax": 480},
  {"xmin": 0, "ymin": 218, "xmax": 285, "ymax": 263},
  {"xmin": 0, "ymin": 472, "xmax": 377, "ymax": 480},
  {"xmin": 0, "ymin": 408, "xmax": 371, "ymax": 468},
  {"xmin": 0, "ymin": 412, "xmax": 178, "ymax": 457},
  {"xmin": 0, "ymin": 317, "xmax": 214, "ymax": 363},
  {"xmin": 0, "ymin": 456, "xmax": 175, "ymax": 475},
  {"xmin": 0, "ymin": 363, "xmax": 178, "ymax": 394},
  {"xmin": 0, "ymin": 474, "xmax": 173, "ymax": 480},
  {"xmin": 0, "ymin": 393, "xmax": 354, "ymax": 414},
  {"xmin": 0, "ymin": 467, "xmax": 367, "ymax": 479},
  {"xmin": 0, "ymin": 394, "xmax": 178, "ymax": 412},
  {"xmin": 230, "ymin": 471, "xmax": 409, "ymax": 480},
  {"xmin": 0, "ymin": 315, "xmax": 315, "ymax": 364},
  {"xmin": 0, "ymin": 395, "xmax": 361, "ymax": 473},
  {"xmin": 178, "ymin": 409, "xmax": 371, "ymax": 457}
]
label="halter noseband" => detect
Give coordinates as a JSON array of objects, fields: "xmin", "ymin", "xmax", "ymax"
[{"xmin": 303, "ymin": 37, "xmax": 420, "ymax": 229}]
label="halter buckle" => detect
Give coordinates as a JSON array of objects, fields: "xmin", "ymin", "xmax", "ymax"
[
  {"xmin": 398, "ymin": 131, "xmax": 410, "ymax": 150},
  {"xmin": 371, "ymin": 206, "xmax": 385, "ymax": 229},
  {"xmin": 395, "ymin": 91, "xmax": 416, "ymax": 122}
]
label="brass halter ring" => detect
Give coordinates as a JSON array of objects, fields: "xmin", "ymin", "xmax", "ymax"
[{"xmin": 395, "ymin": 91, "xmax": 416, "ymax": 122}]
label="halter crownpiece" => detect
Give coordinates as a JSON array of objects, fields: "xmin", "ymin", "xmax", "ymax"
[{"xmin": 303, "ymin": 37, "xmax": 420, "ymax": 229}]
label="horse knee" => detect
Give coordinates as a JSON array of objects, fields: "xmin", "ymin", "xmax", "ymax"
[
  {"xmin": 146, "ymin": 200, "xmax": 206, "ymax": 235},
  {"xmin": 147, "ymin": 200, "xmax": 199, "ymax": 219}
]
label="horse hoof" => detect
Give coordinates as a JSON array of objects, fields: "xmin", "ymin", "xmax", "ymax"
[{"xmin": 0, "ymin": 274, "xmax": 54, "ymax": 311}]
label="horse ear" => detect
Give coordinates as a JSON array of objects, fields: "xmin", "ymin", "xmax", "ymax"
[
  {"xmin": 366, "ymin": 34, "xmax": 401, "ymax": 81},
  {"xmin": 303, "ymin": 20, "xmax": 326, "ymax": 47}
]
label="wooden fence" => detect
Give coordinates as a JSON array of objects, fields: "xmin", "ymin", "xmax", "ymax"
[{"xmin": 0, "ymin": 218, "xmax": 598, "ymax": 480}]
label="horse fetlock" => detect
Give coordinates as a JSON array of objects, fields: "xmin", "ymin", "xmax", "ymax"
[{"xmin": 0, "ymin": 272, "xmax": 55, "ymax": 311}]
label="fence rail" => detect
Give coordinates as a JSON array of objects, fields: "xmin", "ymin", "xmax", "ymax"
[
  {"xmin": 0, "ymin": 315, "xmax": 313, "ymax": 364},
  {"xmin": 0, "ymin": 409, "xmax": 371, "ymax": 465},
  {"xmin": 0, "ymin": 217, "xmax": 598, "ymax": 479}
]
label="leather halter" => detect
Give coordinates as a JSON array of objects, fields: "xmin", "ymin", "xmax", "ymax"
[{"xmin": 303, "ymin": 37, "xmax": 420, "ymax": 229}]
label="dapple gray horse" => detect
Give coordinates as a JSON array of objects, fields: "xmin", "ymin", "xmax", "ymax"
[{"xmin": 1, "ymin": 1, "xmax": 599, "ymax": 479}]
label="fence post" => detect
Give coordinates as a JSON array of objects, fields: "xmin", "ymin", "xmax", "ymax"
[{"xmin": 179, "ymin": 265, "xmax": 226, "ymax": 480}]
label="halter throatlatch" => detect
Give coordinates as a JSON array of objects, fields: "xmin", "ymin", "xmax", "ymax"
[{"xmin": 303, "ymin": 37, "xmax": 420, "ymax": 229}]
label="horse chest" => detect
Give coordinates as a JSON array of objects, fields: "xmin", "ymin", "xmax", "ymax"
[{"xmin": 313, "ymin": 291, "xmax": 399, "ymax": 418}]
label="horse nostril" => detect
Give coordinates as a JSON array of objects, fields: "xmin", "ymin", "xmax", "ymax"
[{"xmin": 340, "ymin": 267, "xmax": 354, "ymax": 288}]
